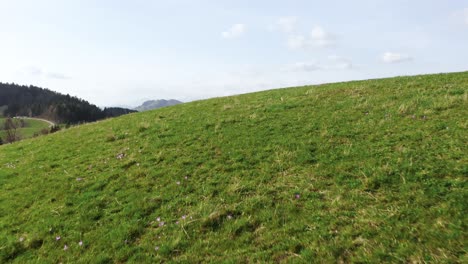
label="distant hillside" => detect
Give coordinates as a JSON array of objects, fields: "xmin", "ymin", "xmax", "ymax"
[
  {"xmin": 0, "ymin": 117, "xmax": 52, "ymax": 144},
  {"xmin": 134, "ymin": 99, "xmax": 182, "ymax": 111},
  {"xmin": 0, "ymin": 82, "xmax": 136, "ymax": 124},
  {"xmin": 0, "ymin": 72, "xmax": 466, "ymax": 263}
]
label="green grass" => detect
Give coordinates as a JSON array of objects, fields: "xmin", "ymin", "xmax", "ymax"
[
  {"xmin": 0, "ymin": 118, "xmax": 50, "ymax": 140},
  {"xmin": 0, "ymin": 72, "xmax": 467, "ymax": 263}
]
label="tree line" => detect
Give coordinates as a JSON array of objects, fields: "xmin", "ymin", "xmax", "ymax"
[{"xmin": 0, "ymin": 82, "xmax": 136, "ymax": 124}]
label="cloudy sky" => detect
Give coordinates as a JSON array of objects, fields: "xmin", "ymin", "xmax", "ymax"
[{"xmin": 0, "ymin": 0, "xmax": 467, "ymax": 107}]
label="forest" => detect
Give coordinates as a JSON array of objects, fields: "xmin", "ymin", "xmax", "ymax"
[{"xmin": 0, "ymin": 82, "xmax": 136, "ymax": 124}]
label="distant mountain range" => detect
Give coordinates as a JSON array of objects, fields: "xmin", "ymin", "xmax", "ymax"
[
  {"xmin": 134, "ymin": 99, "xmax": 182, "ymax": 111},
  {"xmin": 0, "ymin": 82, "xmax": 136, "ymax": 124}
]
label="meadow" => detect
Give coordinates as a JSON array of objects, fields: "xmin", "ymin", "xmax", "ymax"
[
  {"xmin": 0, "ymin": 118, "xmax": 51, "ymax": 141},
  {"xmin": 0, "ymin": 72, "xmax": 466, "ymax": 263}
]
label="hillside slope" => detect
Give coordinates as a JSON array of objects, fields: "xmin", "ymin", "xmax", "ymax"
[{"xmin": 0, "ymin": 72, "xmax": 466, "ymax": 263}]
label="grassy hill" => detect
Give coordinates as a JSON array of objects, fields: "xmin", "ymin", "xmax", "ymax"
[{"xmin": 0, "ymin": 72, "xmax": 466, "ymax": 263}]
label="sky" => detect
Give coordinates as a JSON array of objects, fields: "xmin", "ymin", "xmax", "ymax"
[{"xmin": 0, "ymin": 0, "xmax": 467, "ymax": 107}]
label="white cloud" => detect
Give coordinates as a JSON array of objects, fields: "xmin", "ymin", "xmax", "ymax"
[
  {"xmin": 287, "ymin": 56, "xmax": 353, "ymax": 72},
  {"xmin": 46, "ymin": 72, "xmax": 71, "ymax": 80},
  {"xmin": 24, "ymin": 66, "xmax": 44, "ymax": 76},
  {"xmin": 221, "ymin": 24, "xmax": 246, "ymax": 39},
  {"xmin": 462, "ymin": 8, "xmax": 468, "ymax": 25},
  {"xmin": 20, "ymin": 66, "xmax": 71, "ymax": 80},
  {"xmin": 276, "ymin": 17, "xmax": 298, "ymax": 33},
  {"xmin": 381, "ymin": 52, "xmax": 413, "ymax": 63},
  {"xmin": 287, "ymin": 35, "xmax": 307, "ymax": 49},
  {"xmin": 326, "ymin": 55, "xmax": 353, "ymax": 70},
  {"xmin": 288, "ymin": 62, "xmax": 322, "ymax": 72},
  {"xmin": 310, "ymin": 26, "xmax": 335, "ymax": 47},
  {"xmin": 286, "ymin": 25, "xmax": 335, "ymax": 50},
  {"xmin": 452, "ymin": 8, "xmax": 468, "ymax": 26}
]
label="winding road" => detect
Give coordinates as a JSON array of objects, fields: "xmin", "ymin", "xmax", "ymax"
[{"xmin": 13, "ymin": 117, "xmax": 56, "ymax": 127}]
